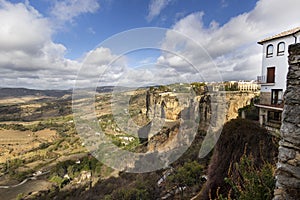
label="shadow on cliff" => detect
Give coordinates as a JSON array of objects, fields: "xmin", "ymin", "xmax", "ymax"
[{"xmin": 195, "ymin": 118, "xmax": 279, "ymax": 200}]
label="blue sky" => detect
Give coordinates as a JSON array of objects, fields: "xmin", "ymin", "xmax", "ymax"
[
  {"xmin": 1, "ymin": 0, "xmax": 300, "ymax": 89},
  {"xmin": 22, "ymin": 0, "xmax": 257, "ymax": 59}
]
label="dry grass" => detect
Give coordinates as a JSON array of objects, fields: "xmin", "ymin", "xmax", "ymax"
[{"xmin": 0, "ymin": 129, "xmax": 57, "ymax": 163}]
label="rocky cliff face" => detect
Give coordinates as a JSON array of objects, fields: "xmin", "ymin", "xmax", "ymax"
[
  {"xmin": 145, "ymin": 90, "xmax": 257, "ymax": 123},
  {"xmin": 273, "ymin": 43, "xmax": 300, "ymax": 200},
  {"xmin": 224, "ymin": 91, "xmax": 257, "ymax": 120},
  {"xmin": 143, "ymin": 88, "xmax": 258, "ymax": 152},
  {"xmin": 145, "ymin": 90, "xmax": 193, "ymax": 121}
]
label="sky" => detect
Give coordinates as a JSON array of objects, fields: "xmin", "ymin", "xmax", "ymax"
[{"xmin": 1, "ymin": 0, "xmax": 300, "ymax": 89}]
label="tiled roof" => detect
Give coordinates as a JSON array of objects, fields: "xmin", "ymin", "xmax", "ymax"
[{"xmin": 258, "ymin": 27, "xmax": 300, "ymax": 44}]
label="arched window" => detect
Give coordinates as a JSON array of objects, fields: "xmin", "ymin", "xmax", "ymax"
[
  {"xmin": 277, "ymin": 42, "xmax": 285, "ymax": 56},
  {"xmin": 266, "ymin": 44, "xmax": 273, "ymax": 58}
]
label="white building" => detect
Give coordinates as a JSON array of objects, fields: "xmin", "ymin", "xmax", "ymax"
[
  {"xmin": 237, "ymin": 80, "xmax": 259, "ymax": 92},
  {"xmin": 255, "ymin": 27, "xmax": 300, "ymax": 135}
]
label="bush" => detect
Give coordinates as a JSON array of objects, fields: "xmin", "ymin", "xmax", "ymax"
[
  {"xmin": 216, "ymin": 155, "xmax": 275, "ymax": 200},
  {"xmin": 30, "ymin": 122, "xmax": 47, "ymax": 132},
  {"xmin": 0, "ymin": 123, "xmax": 28, "ymax": 131},
  {"xmin": 198, "ymin": 119, "xmax": 278, "ymax": 200},
  {"xmin": 16, "ymin": 193, "xmax": 25, "ymax": 200},
  {"xmin": 50, "ymin": 175, "xmax": 69, "ymax": 188},
  {"xmin": 39, "ymin": 142, "xmax": 50, "ymax": 149},
  {"xmin": 167, "ymin": 161, "xmax": 203, "ymax": 187}
]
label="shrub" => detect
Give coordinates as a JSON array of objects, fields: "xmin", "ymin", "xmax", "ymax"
[
  {"xmin": 198, "ymin": 119, "xmax": 278, "ymax": 200},
  {"xmin": 0, "ymin": 123, "xmax": 28, "ymax": 131},
  {"xmin": 49, "ymin": 175, "xmax": 69, "ymax": 188},
  {"xmin": 167, "ymin": 161, "xmax": 203, "ymax": 188},
  {"xmin": 216, "ymin": 155, "xmax": 275, "ymax": 200},
  {"xmin": 16, "ymin": 193, "xmax": 24, "ymax": 200}
]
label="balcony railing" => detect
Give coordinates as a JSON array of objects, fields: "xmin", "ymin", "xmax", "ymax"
[
  {"xmin": 257, "ymin": 75, "xmax": 275, "ymax": 84},
  {"xmin": 257, "ymin": 75, "xmax": 266, "ymax": 84}
]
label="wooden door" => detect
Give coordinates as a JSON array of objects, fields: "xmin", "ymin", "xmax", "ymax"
[{"xmin": 267, "ymin": 67, "xmax": 275, "ymax": 83}]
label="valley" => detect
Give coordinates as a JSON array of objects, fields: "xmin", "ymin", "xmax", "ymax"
[{"xmin": 0, "ymin": 84, "xmax": 259, "ymax": 199}]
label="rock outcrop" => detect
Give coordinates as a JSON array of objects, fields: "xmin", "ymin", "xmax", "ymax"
[
  {"xmin": 273, "ymin": 43, "xmax": 300, "ymax": 200},
  {"xmin": 143, "ymin": 88, "xmax": 258, "ymax": 152},
  {"xmin": 145, "ymin": 89, "xmax": 257, "ymax": 123}
]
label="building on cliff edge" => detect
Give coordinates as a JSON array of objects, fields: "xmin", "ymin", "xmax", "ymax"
[{"xmin": 255, "ymin": 27, "xmax": 300, "ymax": 135}]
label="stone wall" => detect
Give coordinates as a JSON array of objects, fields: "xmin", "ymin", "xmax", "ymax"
[
  {"xmin": 273, "ymin": 43, "xmax": 300, "ymax": 199},
  {"xmin": 260, "ymin": 91, "xmax": 271, "ymax": 104}
]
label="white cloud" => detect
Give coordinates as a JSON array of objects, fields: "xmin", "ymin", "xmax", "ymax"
[
  {"xmin": 159, "ymin": 0, "xmax": 300, "ymax": 81},
  {"xmin": 78, "ymin": 47, "xmax": 127, "ymax": 84},
  {"xmin": 1, "ymin": 0, "xmax": 300, "ymax": 89},
  {"xmin": 0, "ymin": 1, "xmax": 52, "ymax": 54},
  {"xmin": 84, "ymin": 47, "xmax": 118, "ymax": 65},
  {"xmin": 0, "ymin": 0, "xmax": 81, "ymax": 89},
  {"xmin": 108, "ymin": 64, "xmax": 185, "ymax": 87},
  {"xmin": 0, "ymin": 1, "xmax": 122, "ymax": 89},
  {"xmin": 147, "ymin": 0, "xmax": 171, "ymax": 22},
  {"xmin": 50, "ymin": 0, "xmax": 100, "ymax": 23}
]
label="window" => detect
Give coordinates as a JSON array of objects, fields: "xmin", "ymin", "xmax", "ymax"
[
  {"xmin": 266, "ymin": 44, "xmax": 273, "ymax": 57},
  {"xmin": 268, "ymin": 111, "xmax": 282, "ymax": 122},
  {"xmin": 277, "ymin": 42, "xmax": 285, "ymax": 56},
  {"xmin": 266, "ymin": 67, "xmax": 275, "ymax": 83},
  {"xmin": 271, "ymin": 89, "xmax": 283, "ymax": 104}
]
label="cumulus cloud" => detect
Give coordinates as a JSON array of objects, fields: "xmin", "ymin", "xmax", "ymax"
[
  {"xmin": 158, "ymin": 0, "xmax": 300, "ymax": 81},
  {"xmin": 0, "ymin": 0, "xmax": 81, "ymax": 89},
  {"xmin": 76, "ymin": 47, "xmax": 128, "ymax": 86},
  {"xmin": 147, "ymin": 0, "xmax": 171, "ymax": 22},
  {"xmin": 106, "ymin": 64, "xmax": 185, "ymax": 87},
  {"xmin": 1, "ymin": 0, "xmax": 300, "ymax": 89},
  {"xmin": 0, "ymin": 1, "xmax": 52, "ymax": 54},
  {"xmin": 50, "ymin": 0, "xmax": 100, "ymax": 23},
  {"xmin": 0, "ymin": 0, "xmax": 124, "ymax": 89}
]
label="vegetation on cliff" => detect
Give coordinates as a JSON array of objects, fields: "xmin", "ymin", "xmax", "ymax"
[{"xmin": 198, "ymin": 118, "xmax": 278, "ymax": 200}]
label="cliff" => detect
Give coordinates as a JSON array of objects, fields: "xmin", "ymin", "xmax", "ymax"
[
  {"xmin": 145, "ymin": 90, "xmax": 257, "ymax": 123},
  {"xmin": 143, "ymin": 88, "xmax": 258, "ymax": 152}
]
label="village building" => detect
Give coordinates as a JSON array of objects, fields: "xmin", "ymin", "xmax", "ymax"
[{"xmin": 255, "ymin": 27, "xmax": 300, "ymax": 134}]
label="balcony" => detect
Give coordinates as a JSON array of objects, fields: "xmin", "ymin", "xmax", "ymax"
[
  {"xmin": 254, "ymin": 103, "xmax": 284, "ymax": 111},
  {"xmin": 254, "ymin": 92, "xmax": 284, "ymax": 111},
  {"xmin": 257, "ymin": 75, "xmax": 275, "ymax": 85},
  {"xmin": 257, "ymin": 75, "xmax": 267, "ymax": 84}
]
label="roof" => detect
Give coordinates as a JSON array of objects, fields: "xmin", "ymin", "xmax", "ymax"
[{"xmin": 258, "ymin": 27, "xmax": 300, "ymax": 45}]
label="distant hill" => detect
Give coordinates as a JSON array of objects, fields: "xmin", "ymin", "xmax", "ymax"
[
  {"xmin": 0, "ymin": 86, "xmax": 123, "ymax": 99},
  {"xmin": 95, "ymin": 86, "xmax": 115, "ymax": 93},
  {"xmin": 0, "ymin": 88, "xmax": 72, "ymax": 98}
]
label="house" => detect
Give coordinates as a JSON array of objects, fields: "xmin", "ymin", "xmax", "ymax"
[
  {"xmin": 223, "ymin": 80, "xmax": 259, "ymax": 92},
  {"xmin": 255, "ymin": 27, "xmax": 300, "ymax": 135},
  {"xmin": 237, "ymin": 80, "xmax": 259, "ymax": 92}
]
